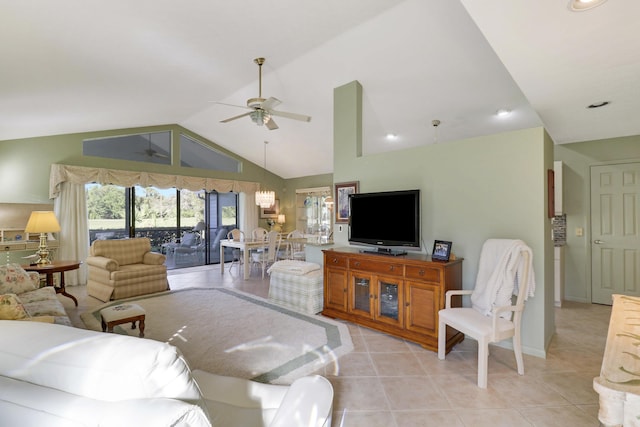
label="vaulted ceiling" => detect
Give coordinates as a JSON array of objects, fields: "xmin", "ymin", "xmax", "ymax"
[{"xmin": 1, "ymin": 0, "xmax": 638, "ymax": 178}]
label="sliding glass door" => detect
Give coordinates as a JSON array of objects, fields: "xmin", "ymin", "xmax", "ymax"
[{"xmin": 87, "ymin": 184, "xmax": 237, "ymax": 269}]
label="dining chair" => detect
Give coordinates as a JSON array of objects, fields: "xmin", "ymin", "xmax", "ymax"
[
  {"xmin": 226, "ymin": 229, "xmax": 245, "ymax": 273},
  {"xmin": 251, "ymin": 227, "xmax": 268, "ymax": 241},
  {"xmin": 251, "ymin": 230, "xmax": 281, "ymax": 279},
  {"xmin": 285, "ymin": 229, "xmax": 306, "ymax": 261}
]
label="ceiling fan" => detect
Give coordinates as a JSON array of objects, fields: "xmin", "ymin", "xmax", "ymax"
[{"xmin": 217, "ymin": 57, "xmax": 311, "ymax": 130}]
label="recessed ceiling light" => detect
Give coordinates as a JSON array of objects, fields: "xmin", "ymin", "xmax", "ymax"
[
  {"xmin": 568, "ymin": 0, "xmax": 608, "ymax": 12},
  {"xmin": 385, "ymin": 133, "xmax": 398, "ymax": 140},
  {"xmin": 496, "ymin": 109, "xmax": 512, "ymax": 117},
  {"xmin": 587, "ymin": 101, "xmax": 610, "ymax": 109}
]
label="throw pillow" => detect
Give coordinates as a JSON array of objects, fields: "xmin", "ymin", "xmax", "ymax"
[
  {"xmin": 0, "ymin": 293, "xmax": 29, "ymax": 320},
  {"xmin": 0, "ymin": 263, "xmax": 38, "ymax": 294}
]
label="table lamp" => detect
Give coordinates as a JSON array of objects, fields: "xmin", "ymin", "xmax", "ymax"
[
  {"xmin": 277, "ymin": 214, "xmax": 286, "ymax": 231},
  {"xmin": 24, "ymin": 211, "xmax": 61, "ymax": 265}
]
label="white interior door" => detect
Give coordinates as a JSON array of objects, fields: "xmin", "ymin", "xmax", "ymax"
[{"xmin": 591, "ymin": 163, "xmax": 640, "ymax": 305}]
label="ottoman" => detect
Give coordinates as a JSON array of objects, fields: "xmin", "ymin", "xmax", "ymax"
[
  {"xmin": 268, "ymin": 262, "xmax": 323, "ymax": 314},
  {"xmin": 100, "ymin": 303, "xmax": 146, "ymax": 337}
]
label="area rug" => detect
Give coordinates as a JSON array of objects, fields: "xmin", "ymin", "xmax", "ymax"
[{"xmin": 81, "ymin": 288, "xmax": 353, "ymax": 384}]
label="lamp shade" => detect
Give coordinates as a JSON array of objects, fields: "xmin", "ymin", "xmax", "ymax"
[
  {"xmin": 193, "ymin": 221, "xmax": 206, "ymax": 232},
  {"xmin": 277, "ymin": 214, "xmax": 286, "ymax": 224},
  {"xmin": 24, "ymin": 211, "xmax": 61, "ymax": 233}
]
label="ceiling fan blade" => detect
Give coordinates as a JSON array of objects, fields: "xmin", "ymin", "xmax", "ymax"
[
  {"xmin": 265, "ymin": 116, "xmax": 279, "ymax": 130},
  {"xmin": 261, "ymin": 97, "xmax": 282, "ymax": 110},
  {"xmin": 220, "ymin": 111, "xmax": 253, "ymax": 123},
  {"xmin": 210, "ymin": 101, "xmax": 250, "ymax": 110},
  {"xmin": 269, "ymin": 109, "xmax": 312, "ymax": 122}
]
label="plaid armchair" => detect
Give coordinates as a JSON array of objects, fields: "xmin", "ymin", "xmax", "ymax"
[{"xmin": 86, "ymin": 237, "xmax": 168, "ymax": 302}]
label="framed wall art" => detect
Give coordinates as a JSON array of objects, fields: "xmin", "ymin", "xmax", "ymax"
[
  {"xmin": 260, "ymin": 199, "xmax": 279, "ymax": 219},
  {"xmin": 432, "ymin": 240, "xmax": 452, "ymax": 262},
  {"xmin": 335, "ymin": 181, "xmax": 359, "ymax": 223}
]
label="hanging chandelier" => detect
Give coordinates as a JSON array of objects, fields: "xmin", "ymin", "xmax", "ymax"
[{"xmin": 256, "ymin": 141, "xmax": 275, "ymax": 208}]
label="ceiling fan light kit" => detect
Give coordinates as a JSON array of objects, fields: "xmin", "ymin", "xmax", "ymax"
[
  {"xmin": 219, "ymin": 57, "xmax": 311, "ymax": 131},
  {"xmin": 568, "ymin": 0, "xmax": 608, "ymax": 12}
]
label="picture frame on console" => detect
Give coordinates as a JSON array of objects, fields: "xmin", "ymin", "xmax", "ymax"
[
  {"xmin": 335, "ymin": 181, "xmax": 359, "ymax": 223},
  {"xmin": 432, "ymin": 240, "xmax": 452, "ymax": 262}
]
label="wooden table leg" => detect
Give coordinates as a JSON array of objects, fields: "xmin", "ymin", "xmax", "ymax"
[{"xmin": 55, "ymin": 270, "xmax": 78, "ymax": 306}]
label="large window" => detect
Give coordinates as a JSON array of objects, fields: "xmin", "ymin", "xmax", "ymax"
[
  {"xmin": 86, "ymin": 184, "xmax": 127, "ymax": 240},
  {"xmin": 82, "ymin": 130, "xmax": 242, "ymax": 173},
  {"xmin": 180, "ymin": 134, "xmax": 241, "ymax": 172},
  {"xmin": 86, "ymin": 183, "xmax": 238, "ymax": 269},
  {"xmin": 83, "ymin": 131, "xmax": 172, "ymax": 165}
]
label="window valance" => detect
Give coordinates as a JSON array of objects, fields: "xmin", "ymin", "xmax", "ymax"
[{"xmin": 49, "ymin": 164, "xmax": 260, "ymax": 199}]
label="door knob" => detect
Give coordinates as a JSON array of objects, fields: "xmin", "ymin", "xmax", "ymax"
[{"xmin": 594, "ymin": 240, "xmax": 605, "ymax": 244}]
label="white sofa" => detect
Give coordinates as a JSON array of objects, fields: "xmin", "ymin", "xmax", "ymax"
[{"xmin": 0, "ymin": 321, "xmax": 333, "ymax": 427}]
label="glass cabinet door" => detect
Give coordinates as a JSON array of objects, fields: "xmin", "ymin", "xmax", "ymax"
[
  {"xmin": 350, "ymin": 273, "xmax": 372, "ymax": 316},
  {"xmin": 376, "ymin": 278, "xmax": 404, "ymax": 327}
]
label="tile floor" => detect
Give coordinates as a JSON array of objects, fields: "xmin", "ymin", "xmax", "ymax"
[{"xmin": 61, "ymin": 263, "xmax": 610, "ymax": 427}]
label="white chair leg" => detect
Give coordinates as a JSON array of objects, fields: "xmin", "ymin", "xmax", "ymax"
[
  {"xmin": 438, "ymin": 320, "xmax": 446, "ymax": 360},
  {"xmin": 513, "ymin": 331, "xmax": 524, "ymax": 375},
  {"xmin": 477, "ymin": 340, "xmax": 489, "ymax": 389}
]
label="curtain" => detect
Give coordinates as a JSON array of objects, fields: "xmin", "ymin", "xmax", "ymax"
[
  {"xmin": 53, "ymin": 182, "xmax": 89, "ymax": 286},
  {"xmin": 242, "ymin": 192, "xmax": 259, "ymax": 233},
  {"xmin": 49, "ymin": 164, "xmax": 260, "ymax": 198}
]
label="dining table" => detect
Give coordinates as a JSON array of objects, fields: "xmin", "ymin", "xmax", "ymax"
[
  {"xmin": 219, "ymin": 238, "xmax": 268, "ymax": 280},
  {"xmin": 219, "ymin": 236, "xmax": 309, "ymax": 280}
]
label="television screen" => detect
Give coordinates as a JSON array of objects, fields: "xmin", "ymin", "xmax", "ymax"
[{"xmin": 348, "ymin": 189, "xmax": 420, "ymax": 253}]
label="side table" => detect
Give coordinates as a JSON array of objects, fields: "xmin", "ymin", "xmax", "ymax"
[{"xmin": 22, "ymin": 260, "xmax": 81, "ymax": 306}]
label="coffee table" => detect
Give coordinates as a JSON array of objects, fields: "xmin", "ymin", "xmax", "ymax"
[{"xmin": 22, "ymin": 260, "xmax": 81, "ymax": 306}]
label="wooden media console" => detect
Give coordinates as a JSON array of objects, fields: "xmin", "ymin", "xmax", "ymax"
[{"xmin": 322, "ymin": 247, "xmax": 464, "ymax": 353}]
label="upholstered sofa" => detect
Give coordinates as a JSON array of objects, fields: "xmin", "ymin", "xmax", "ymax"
[
  {"xmin": 86, "ymin": 237, "xmax": 169, "ymax": 302},
  {"xmin": 0, "ymin": 263, "xmax": 71, "ymax": 326},
  {"xmin": 0, "ymin": 320, "xmax": 334, "ymax": 427}
]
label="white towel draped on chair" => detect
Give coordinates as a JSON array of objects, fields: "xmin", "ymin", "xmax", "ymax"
[{"xmin": 470, "ymin": 239, "xmax": 535, "ymax": 318}]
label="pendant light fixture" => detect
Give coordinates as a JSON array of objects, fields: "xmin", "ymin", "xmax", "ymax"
[{"xmin": 255, "ymin": 141, "xmax": 276, "ymax": 208}]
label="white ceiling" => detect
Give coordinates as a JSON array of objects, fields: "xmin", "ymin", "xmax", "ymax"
[{"xmin": 1, "ymin": 0, "xmax": 638, "ymax": 179}]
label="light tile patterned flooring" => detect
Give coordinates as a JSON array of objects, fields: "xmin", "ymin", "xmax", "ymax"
[{"xmin": 62, "ymin": 263, "xmax": 610, "ymax": 427}]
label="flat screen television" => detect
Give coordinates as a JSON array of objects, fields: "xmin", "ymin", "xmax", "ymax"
[{"xmin": 348, "ymin": 189, "xmax": 420, "ymax": 256}]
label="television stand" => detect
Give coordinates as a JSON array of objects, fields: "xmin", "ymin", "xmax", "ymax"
[
  {"xmin": 322, "ymin": 247, "xmax": 464, "ymax": 352},
  {"xmin": 361, "ymin": 248, "xmax": 407, "ymax": 257}
]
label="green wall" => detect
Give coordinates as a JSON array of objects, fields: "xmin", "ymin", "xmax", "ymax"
[
  {"xmin": 333, "ymin": 81, "xmax": 554, "ymax": 357},
  {"xmin": 554, "ymin": 135, "xmax": 640, "ymax": 303}
]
